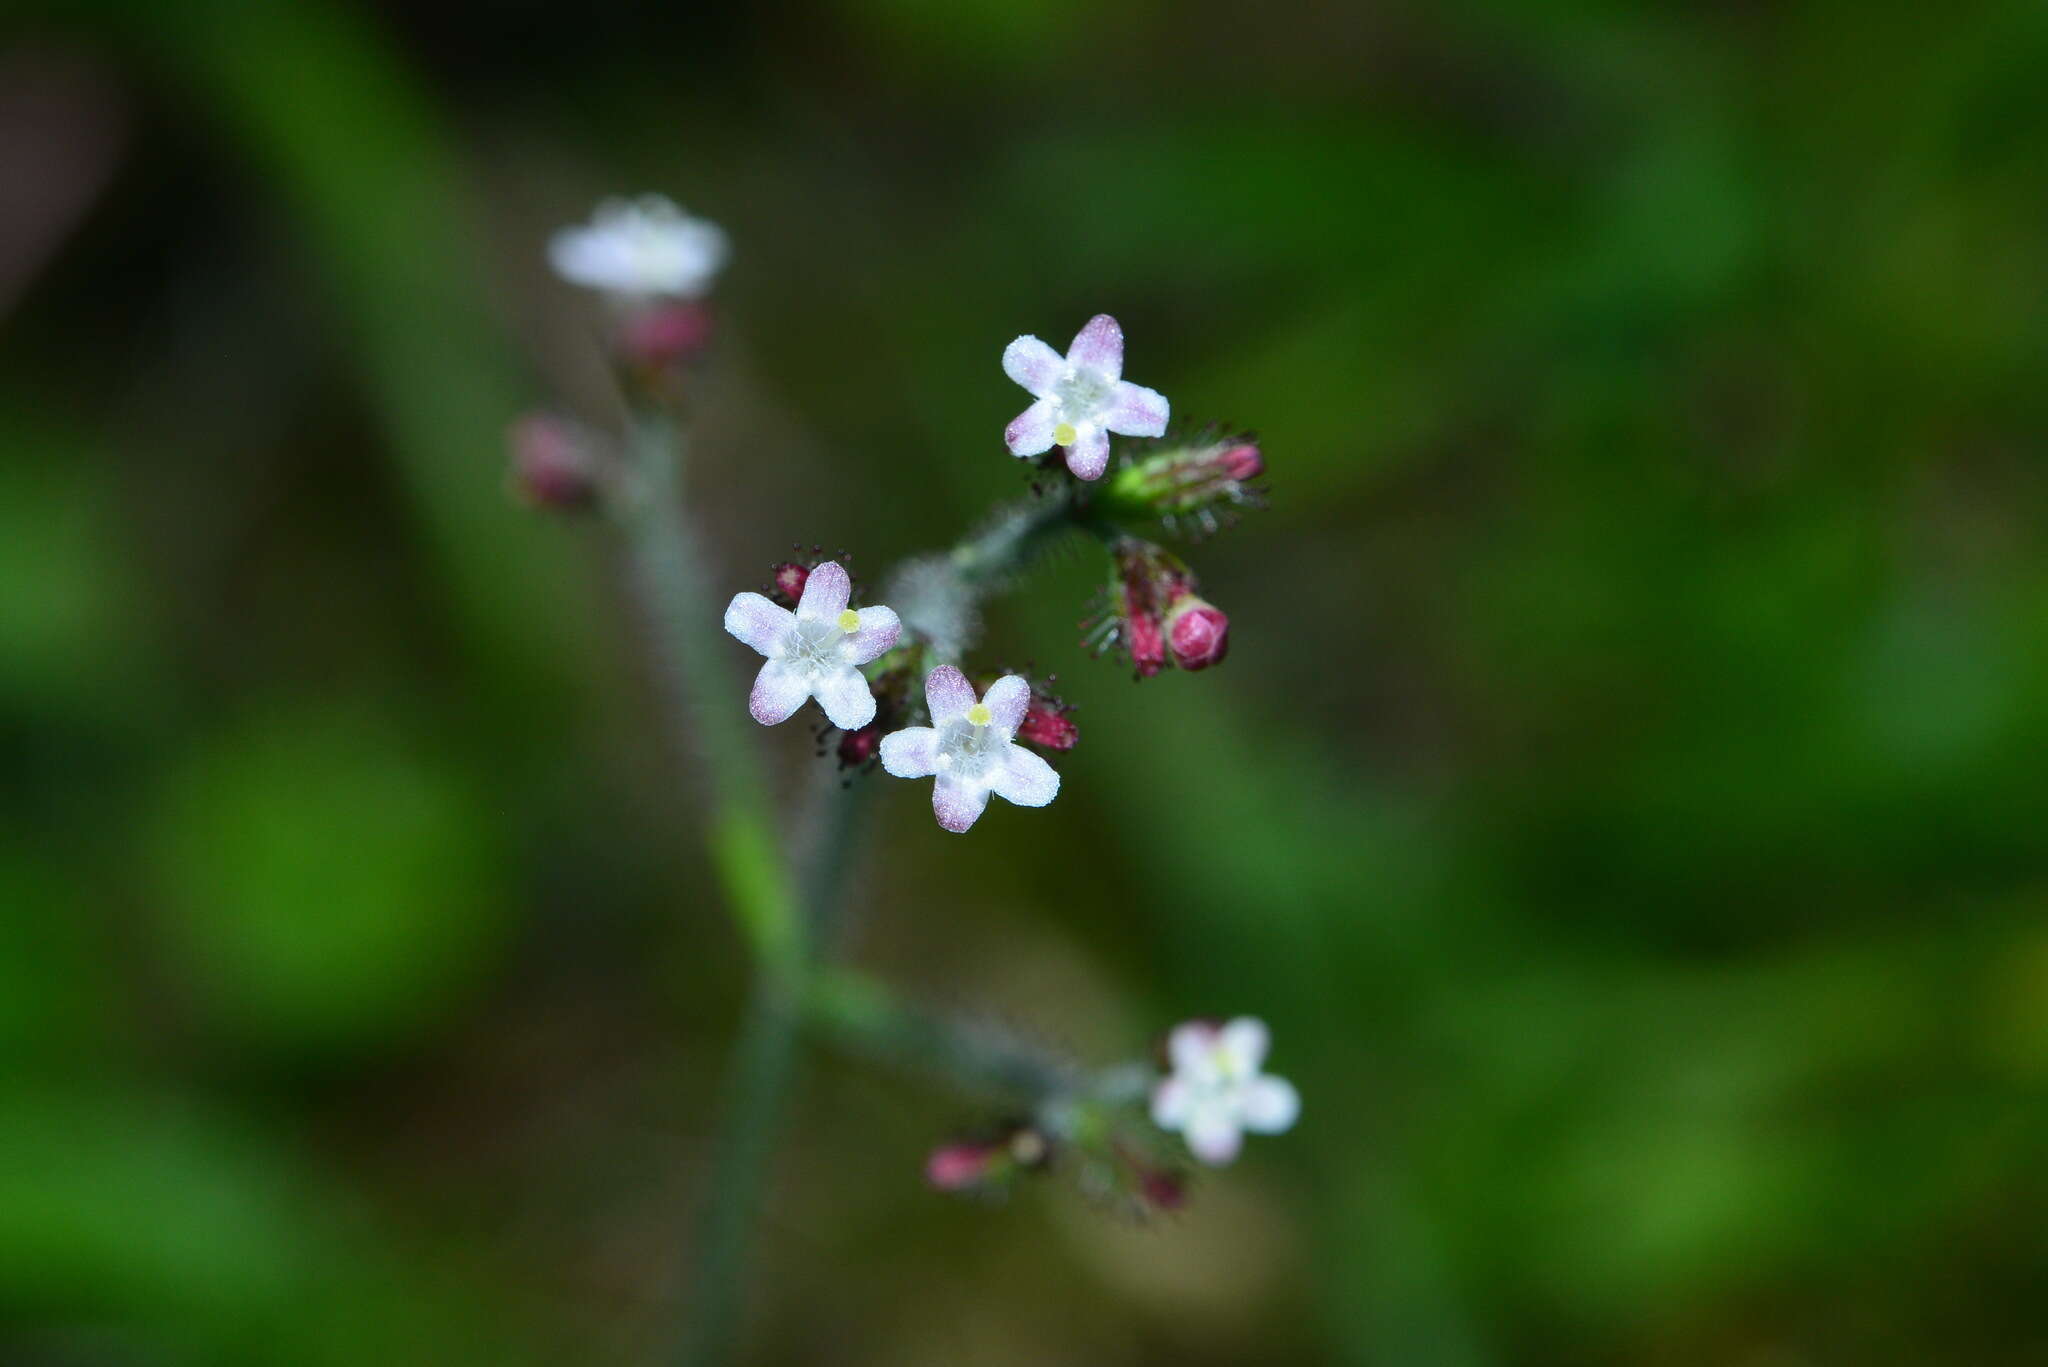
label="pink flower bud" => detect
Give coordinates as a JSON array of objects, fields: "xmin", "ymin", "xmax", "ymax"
[
  {"xmin": 1217, "ymin": 442, "xmax": 1263, "ymax": 482},
  {"xmin": 836, "ymin": 722, "xmax": 882, "ymax": 769},
  {"xmin": 1124, "ymin": 596, "xmax": 1169, "ymax": 678},
  {"xmin": 1017, "ymin": 693, "xmax": 1079, "ymax": 751},
  {"xmin": 1166, "ymin": 595, "xmax": 1230, "ymax": 671},
  {"xmin": 507, "ymin": 413, "xmax": 600, "ymax": 510},
  {"xmin": 925, "ymin": 1141, "xmax": 999, "ymax": 1192},
  {"xmin": 1099, "ymin": 435, "xmax": 1265, "ymax": 525},
  {"xmin": 768, "ymin": 561, "xmax": 810, "ymax": 607},
  {"xmin": 617, "ymin": 299, "xmax": 715, "ymax": 370}
]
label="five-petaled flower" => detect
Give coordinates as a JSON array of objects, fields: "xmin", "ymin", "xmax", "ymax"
[
  {"xmin": 1003, "ymin": 314, "xmax": 1170, "ymax": 481},
  {"xmin": 1151, "ymin": 1017, "xmax": 1299, "ymax": 1166},
  {"xmin": 880, "ymin": 667, "xmax": 1061, "ymax": 832},
  {"xmin": 724, "ymin": 562, "xmax": 901, "ymax": 730},
  {"xmin": 550, "ymin": 196, "xmax": 730, "ymax": 299}
]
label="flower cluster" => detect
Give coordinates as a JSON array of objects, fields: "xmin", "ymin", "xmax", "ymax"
[{"xmin": 536, "ymin": 197, "xmax": 1299, "ymax": 1211}]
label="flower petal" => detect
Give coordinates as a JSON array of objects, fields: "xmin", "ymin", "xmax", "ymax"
[
  {"xmin": 1005, "ymin": 397, "xmax": 1057, "ymax": 456},
  {"xmin": 748, "ymin": 660, "xmax": 812, "ymax": 725},
  {"xmin": 797, "ymin": 560, "xmax": 851, "ymax": 620},
  {"xmin": 924, "ymin": 665, "xmax": 976, "ymax": 725},
  {"xmin": 1104, "ymin": 381, "xmax": 1170, "ymax": 438},
  {"xmin": 723, "ymin": 592, "xmax": 793, "ymax": 656},
  {"xmin": 1065, "ymin": 313, "xmax": 1124, "ymax": 380},
  {"xmin": 1150, "ymin": 1077, "xmax": 1193, "ymax": 1130},
  {"xmin": 1002, "ymin": 335, "xmax": 1063, "ymax": 396},
  {"xmin": 812, "ymin": 667, "xmax": 877, "ymax": 731},
  {"xmin": 1185, "ymin": 1104, "xmax": 1244, "ymax": 1166},
  {"xmin": 991, "ymin": 744, "xmax": 1059, "ymax": 809},
  {"xmin": 1168, "ymin": 1021, "xmax": 1222, "ymax": 1082},
  {"xmin": 982, "ymin": 674, "xmax": 1031, "ymax": 735},
  {"xmin": 1240, "ymin": 1076, "xmax": 1300, "ymax": 1134},
  {"xmin": 879, "ymin": 726, "xmax": 939, "ymax": 779},
  {"xmin": 1219, "ymin": 1017, "xmax": 1270, "ymax": 1075},
  {"xmin": 932, "ymin": 775, "xmax": 991, "ymax": 833},
  {"xmin": 841, "ymin": 605, "xmax": 901, "ymax": 665},
  {"xmin": 1063, "ymin": 427, "xmax": 1111, "ymax": 481}
]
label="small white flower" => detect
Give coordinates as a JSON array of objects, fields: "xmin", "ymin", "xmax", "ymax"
[
  {"xmin": 879, "ymin": 666, "xmax": 1061, "ymax": 833},
  {"xmin": 1002, "ymin": 313, "xmax": 1170, "ymax": 481},
  {"xmin": 723, "ymin": 563, "xmax": 900, "ymax": 730},
  {"xmin": 1151, "ymin": 1017, "xmax": 1299, "ymax": 1166},
  {"xmin": 549, "ymin": 196, "xmax": 730, "ymax": 299}
]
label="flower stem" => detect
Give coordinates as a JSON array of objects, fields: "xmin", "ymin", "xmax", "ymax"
[{"xmin": 615, "ymin": 413, "xmax": 800, "ymax": 978}]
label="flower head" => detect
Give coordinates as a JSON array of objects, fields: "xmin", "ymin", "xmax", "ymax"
[
  {"xmin": 1151, "ymin": 1017, "xmax": 1299, "ymax": 1166},
  {"xmin": 1003, "ymin": 314, "xmax": 1170, "ymax": 481},
  {"xmin": 879, "ymin": 666, "xmax": 1061, "ymax": 832},
  {"xmin": 549, "ymin": 196, "xmax": 729, "ymax": 299},
  {"xmin": 724, "ymin": 562, "xmax": 901, "ymax": 730}
]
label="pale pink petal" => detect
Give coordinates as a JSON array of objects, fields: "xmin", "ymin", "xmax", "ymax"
[
  {"xmin": 1185, "ymin": 1105, "xmax": 1244, "ymax": 1166},
  {"xmin": 748, "ymin": 660, "xmax": 812, "ymax": 725},
  {"xmin": 1064, "ymin": 427, "xmax": 1110, "ymax": 481},
  {"xmin": 932, "ymin": 776, "xmax": 991, "ymax": 833},
  {"xmin": 991, "ymin": 744, "xmax": 1059, "ymax": 808},
  {"xmin": 1240, "ymin": 1076, "xmax": 1300, "ymax": 1134},
  {"xmin": 842, "ymin": 605, "xmax": 901, "ymax": 665},
  {"xmin": 1150, "ymin": 1077, "xmax": 1193, "ymax": 1130},
  {"xmin": 924, "ymin": 664, "xmax": 975, "ymax": 724},
  {"xmin": 813, "ymin": 667, "xmax": 877, "ymax": 731},
  {"xmin": 797, "ymin": 560, "xmax": 851, "ymax": 620},
  {"xmin": 1219, "ymin": 1018, "xmax": 1270, "ymax": 1075},
  {"xmin": 879, "ymin": 726, "xmax": 938, "ymax": 779},
  {"xmin": 1001, "ymin": 335, "xmax": 1063, "ymax": 396},
  {"xmin": 1005, "ymin": 397, "xmax": 1057, "ymax": 456},
  {"xmin": 723, "ymin": 592, "xmax": 793, "ymax": 656},
  {"xmin": 1104, "ymin": 381, "xmax": 1169, "ymax": 437},
  {"xmin": 1169, "ymin": 1021, "xmax": 1222, "ymax": 1081},
  {"xmin": 981, "ymin": 675, "xmax": 1031, "ymax": 735},
  {"xmin": 1066, "ymin": 313, "xmax": 1124, "ymax": 380}
]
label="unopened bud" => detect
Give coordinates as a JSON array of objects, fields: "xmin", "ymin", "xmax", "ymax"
[
  {"xmin": 616, "ymin": 299, "xmax": 715, "ymax": 370},
  {"xmin": 769, "ymin": 561, "xmax": 810, "ymax": 607},
  {"xmin": 507, "ymin": 413, "xmax": 601, "ymax": 510},
  {"xmin": 1166, "ymin": 595, "xmax": 1230, "ymax": 671},
  {"xmin": 1107, "ymin": 540, "xmax": 1196, "ymax": 680},
  {"xmin": 1017, "ymin": 692, "xmax": 1079, "ymax": 751},
  {"xmin": 926, "ymin": 1141, "xmax": 1001, "ymax": 1192},
  {"xmin": 836, "ymin": 722, "xmax": 882, "ymax": 769},
  {"xmin": 1100, "ymin": 435, "xmax": 1265, "ymax": 525}
]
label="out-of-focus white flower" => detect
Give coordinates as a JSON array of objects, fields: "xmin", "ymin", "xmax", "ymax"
[
  {"xmin": 1002, "ymin": 313, "xmax": 1170, "ymax": 481},
  {"xmin": 879, "ymin": 666, "xmax": 1060, "ymax": 833},
  {"xmin": 724, "ymin": 562, "xmax": 900, "ymax": 729},
  {"xmin": 1151, "ymin": 1017, "xmax": 1299, "ymax": 1166},
  {"xmin": 549, "ymin": 196, "xmax": 729, "ymax": 298}
]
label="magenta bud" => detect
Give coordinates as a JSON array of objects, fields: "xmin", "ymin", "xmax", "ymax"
[
  {"xmin": 1017, "ymin": 696, "xmax": 1079, "ymax": 751},
  {"xmin": 617, "ymin": 300, "xmax": 714, "ymax": 369},
  {"xmin": 1140, "ymin": 1168, "xmax": 1188, "ymax": 1211},
  {"xmin": 507, "ymin": 413, "xmax": 600, "ymax": 510},
  {"xmin": 926, "ymin": 1142, "xmax": 999, "ymax": 1192},
  {"xmin": 1217, "ymin": 442, "xmax": 1263, "ymax": 482},
  {"xmin": 1166, "ymin": 596, "xmax": 1230, "ymax": 671},
  {"xmin": 769, "ymin": 561, "xmax": 810, "ymax": 607},
  {"xmin": 836, "ymin": 722, "xmax": 882, "ymax": 769}
]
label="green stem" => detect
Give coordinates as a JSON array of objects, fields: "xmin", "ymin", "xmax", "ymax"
[
  {"xmin": 615, "ymin": 414, "xmax": 799, "ymax": 977},
  {"xmin": 805, "ymin": 967, "xmax": 1078, "ymax": 1106}
]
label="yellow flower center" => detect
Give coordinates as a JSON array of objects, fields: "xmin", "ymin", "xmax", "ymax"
[
  {"xmin": 966, "ymin": 702, "xmax": 992, "ymax": 727},
  {"xmin": 837, "ymin": 608, "xmax": 861, "ymax": 632},
  {"xmin": 1052, "ymin": 422, "xmax": 1078, "ymax": 447}
]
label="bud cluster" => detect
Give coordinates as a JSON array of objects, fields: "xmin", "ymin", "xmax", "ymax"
[{"xmin": 1086, "ymin": 541, "xmax": 1231, "ymax": 678}]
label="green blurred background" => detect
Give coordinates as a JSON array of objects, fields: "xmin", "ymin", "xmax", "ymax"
[{"xmin": 5, "ymin": 1, "xmax": 2047, "ymax": 1362}]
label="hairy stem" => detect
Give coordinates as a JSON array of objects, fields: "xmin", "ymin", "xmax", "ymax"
[
  {"xmin": 805, "ymin": 967, "xmax": 1079, "ymax": 1106},
  {"xmin": 616, "ymin": 413, "xmax": 800, "ymax": 977}
]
